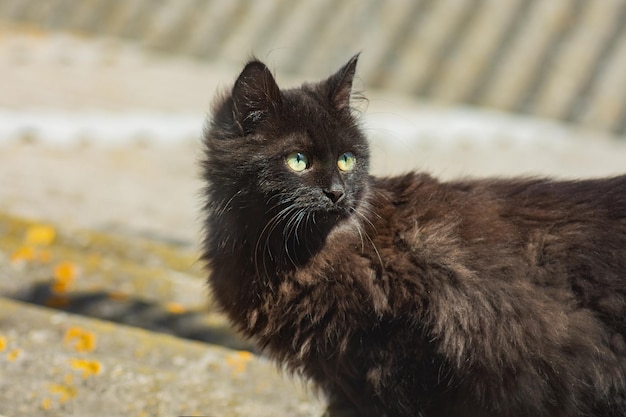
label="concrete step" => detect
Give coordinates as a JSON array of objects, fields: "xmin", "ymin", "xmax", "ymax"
[
  {"xmin": 0, "ymin": 213, "xmax": 322, "ymax": 415},
  {"xmin": 0, "ymin": 297, "xmax": 322, "ymax": 417},
  {"xmin": 0, "ymin": 212, "xmax": 250, "ymax": 350}
]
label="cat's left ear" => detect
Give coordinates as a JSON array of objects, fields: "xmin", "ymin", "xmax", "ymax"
[
  {"xmin": 325, "ymin": 54, "xmax": 360, "ymax": 112},
  {"xmin": 231, "ymin": 59, "xmax": 282, "ymax": 135}
]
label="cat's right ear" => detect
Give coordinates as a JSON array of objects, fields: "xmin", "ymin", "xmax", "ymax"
[
  {"xmin": 325, "ymin": 54, "xmax": 359, "ymax": 112},
  {"xmin": 231, "ymin": 60, "xmax": 282, "ymax": 135}
]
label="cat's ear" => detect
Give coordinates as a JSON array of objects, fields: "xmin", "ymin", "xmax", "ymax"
[
  {"xmin": 231, "ymin": 60, "xmax": 282, "ymax": 135},
  {"xmin": 325, "ymin": 54, "xmax": 360, "ymax": 112}
]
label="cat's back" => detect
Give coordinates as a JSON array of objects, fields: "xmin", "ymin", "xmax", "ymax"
[
  {"xmin": 498, "ymin": 174, "xmax": 626, "ymax": 336},
  {"xmin": 363, "ymin": 173, "xmax": 626, "ymax": 415},
  {"xmin": 494, "ymin": 174, "xmax": 626, "ymax": 223},
  {"xmin": 371, "ymin": 172, "xmax": 626, "ymax": 266},
  {"xmin": 369, "ymin": 173, "xmax": 626, "ymax": 332},
  {"xmin": 485, "ymin": 174, "xmax": 626, "ymax": 288}
]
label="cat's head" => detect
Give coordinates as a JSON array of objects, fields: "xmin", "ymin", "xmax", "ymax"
[{"xmin": 203, "ymin": 55, "xmax": 370, "ymax": 263}]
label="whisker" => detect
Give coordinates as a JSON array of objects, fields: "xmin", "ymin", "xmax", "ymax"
[
  {"xmin": 284, "ymin": 208, "xmax": 307, "ymax": 267},
  {"xmin": 254, "ymin": 201, "xmax": 298, "ymax": 279},
  {"xmin": 303, "ymin": 210, "xmax": 314, "ymax": 256},
  {"xmin": 217, "ymin": 189, "xmax": 244, "ymax": 215},
  {"xmin": 352, "ymin": 218, "xmax": 366, "ymax": 253},
  {"xmin": 353, "ymin": 207, "xmax": 384, "ymax": 273}
]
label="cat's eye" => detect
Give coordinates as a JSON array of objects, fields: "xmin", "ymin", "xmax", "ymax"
[
  {"xmin": 286, "ymin": 152, "xmax": 309, "ymax": 172},
  {"xmin": 337, "ymin": 152, "xmax": 356, "ymax": 172}
]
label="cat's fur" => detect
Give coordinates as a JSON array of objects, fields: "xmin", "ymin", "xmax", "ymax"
[{"xmin": 201, "ymin": 55, "xmax": 626, "ymax": 417}]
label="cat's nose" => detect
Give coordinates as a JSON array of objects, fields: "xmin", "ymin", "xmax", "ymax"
[{"xmin": 323, "ymin": 188, "xmax": 345, "ymax": 203}]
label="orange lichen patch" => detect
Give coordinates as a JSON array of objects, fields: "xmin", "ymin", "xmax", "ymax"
[
  {"xmin": 70, "ymin": 358, "xmax": 102, "ymax": 378},
  {"xmin": 41, "ymin": 398, "xmax": 52, "ymax": 410},
  {"xmin": 38, "ymin": 249, "xmax": 53, "ymax": 263},
  {"xmin": 225, "ymin": 350, "xmax": 254, "ymax": 375},
  {"xmin": 63, "ymin": 326, "xmax": 97, "ymax": 353},
  {"xmin": 10, "ymin": 246, "xmax": 36, "ymax": 262},
  {"xmin": 45, "ymin": 295, "xmax": 70, "ymax": 309},
  {"xmin": 26, "ymin": 224, "xmax": 56, "ymax": 246},
  {"xmin": 165, "ymin": 302, "xmax": 186, "ymax": 314},
  {"xmin": 11, "ymin": 246, "xmax": 53, "ymax": 264},
  {"xmin": 52, "ymin": 261, "xmax": 78, "ymax": 293},
  {"xmin": 86, "ymin": 253, "xmax": 102, "ymax": 268},
  {"xmin": 48, "ymin": 383, "xmax": 77, "ymax": 403},
  {"xmin": 108, "ymin": 291, "xmax": 129, "ymax": 301},
  {"xmin": 51, "ymin": 280, "xmax": 72, "ymax": 294},
  {"xmin": 0, "ymin": 335, "xmax": 6, "ymax": 351},
  {"xmin": 7, "ymin": 348, "xmax": 21, "ymax": 362}
]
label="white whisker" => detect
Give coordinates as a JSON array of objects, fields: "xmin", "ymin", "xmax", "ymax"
[
  {"xmin": 218, "ymin": 189, "xmax": 244, "ymax": 215},
  {"xmin": 352, "ymin": 205, "xmax": 384, "ymax": 273},
  {"xmin": 254, "ymin": 197, "xmax": 298, "ymax": 279}
]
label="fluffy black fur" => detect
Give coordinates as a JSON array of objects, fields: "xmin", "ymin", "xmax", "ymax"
[{"xmin": 201, "ymin": 55, "xmax": 626, "ymax": 417}]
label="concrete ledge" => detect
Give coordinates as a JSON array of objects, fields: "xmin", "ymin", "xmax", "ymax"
[
  {"xmin": 0, "ymin": 297, "xmax": 322, "ymax": 417},
  {"xmin": 0, "ymin": 213, "xmax": 322, "ymax": 415},
  {"xmin": 0, "ymin": 213, "xmax": 251, "ymax": 350}
]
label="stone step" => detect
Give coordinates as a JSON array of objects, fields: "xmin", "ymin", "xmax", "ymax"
[
  {"xmin": 0, "ymin": 297, "xmax": 322, "ymax": 417},
  {"xmin": 0, "ymin": 213, "xmax": 250, "ymax": 350}
]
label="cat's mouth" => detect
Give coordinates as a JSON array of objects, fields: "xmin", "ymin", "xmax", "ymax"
[
  {"xmin": 315, "ymin": 204, "xmax": 352, "ymax": 224},
  {"xmin": 281, "ymin": 205, "xmax": 349, "ymax": 234},
  {"xmin": 266, "ymin": 196, "xmax": 354, "ymax": 238}
]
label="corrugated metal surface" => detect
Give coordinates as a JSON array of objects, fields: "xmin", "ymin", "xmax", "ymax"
[{"xmin": 1, "ymin": 0, "xmax": 625, "ymax": 135}]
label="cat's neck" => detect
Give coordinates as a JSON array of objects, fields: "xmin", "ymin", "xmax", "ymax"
[{"xmin": 208, "ymin": 203, "xmax": 338, "ymax": 273}]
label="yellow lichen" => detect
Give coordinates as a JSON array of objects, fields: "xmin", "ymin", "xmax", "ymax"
[
  {"xmin": 48, "ymin": 384, "xmax": 77, "ymax": 403},
  {"xmin": 7, "ymin": 348, "xmax": 20, "ymax": 362},
  {"xmin": 38, "ymin": 249, "xmax": 52, "ymax": 263},
  {"xmin": 63, "ymin": 326, "xmax": 97, "ymax": 353},
  {"xmin": 165, "ymin": 302, "xmax": 186, "ymax": 314},
  {"xmin": 11, "ymin": 246, "xmax": 54, "ymax": 264},
  {"xmin": 26, "ymin": 224, "xmax": 56, "ymax": 246},
  {"xmin": 41, "ymin": 398, "xmax": 52, "ymax": 410},
  {"xmin": 0, "ymin": 335, "xmax": 6, "ymax": 351},
  {"xmin": 52, "ymin": 261, "xmax": 78, "ymax": 293},
  {"xmin": 10, "ymin": 246, "xmax": 36, "ymax": 262},
  {"xmin": 225, "ymin": 350, "xmax": 254, "ymax": 375},
  {"xmin": 70, "ymin": 358, "xmax": 102, "ymax": 378}
]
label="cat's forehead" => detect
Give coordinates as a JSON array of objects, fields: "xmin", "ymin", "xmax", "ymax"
[
  {"xmin": 281, "ymin": 88, "xmax": 345, "ymax": 140},
  {"xmin": 283, "ymin": 88, "xmax": 330, "ymax": 118}
]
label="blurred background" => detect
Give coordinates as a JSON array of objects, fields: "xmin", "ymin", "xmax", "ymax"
[{"xmin": 1, "ymin": 0, "xmax": 626, "ymax": 243}]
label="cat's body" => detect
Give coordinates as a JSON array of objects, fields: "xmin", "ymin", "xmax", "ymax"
[{"xmin": 202, "ymin": 56, "xmax": 626, "ymax": 417}]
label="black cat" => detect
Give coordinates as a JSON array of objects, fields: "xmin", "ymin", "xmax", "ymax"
[{"xmin": 201, "ymin": 55, "xmax": 626, "ymax": 417}]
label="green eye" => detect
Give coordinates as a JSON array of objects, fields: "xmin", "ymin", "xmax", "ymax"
[
  {"xmin": 286, "ymin": 152, "xmax": 309, "ymax": 172},
  {"xmin": 337, "ymin": 152, "xmax": 356, "ymax": 172}
]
